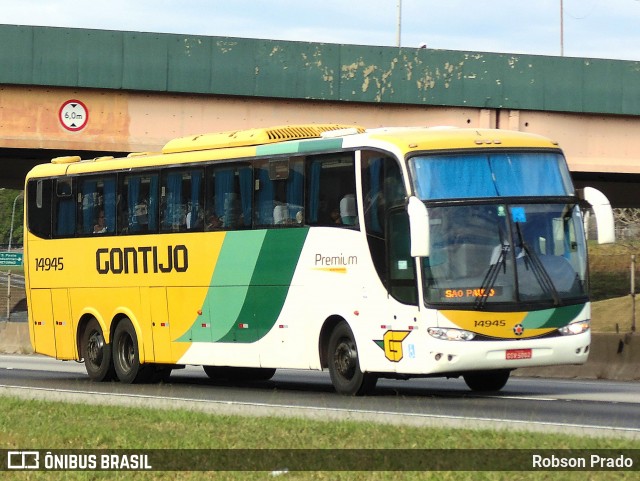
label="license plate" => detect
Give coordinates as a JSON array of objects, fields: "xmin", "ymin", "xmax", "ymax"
[{"xmin": 506, "ymin": 348, "xmax": 532, "ymax": 360}]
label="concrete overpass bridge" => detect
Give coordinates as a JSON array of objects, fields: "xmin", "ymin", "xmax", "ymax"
[{"xmin": 1, "ymin": 24, "xmax": 640, "ymax": 206}]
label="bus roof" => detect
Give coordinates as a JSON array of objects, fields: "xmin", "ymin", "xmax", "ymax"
[
  {"xmin": 30, "ymin": 125, "xmax": 560, "ymax": 180},
  {"xmin": 363, "ymin": 126, "xmax": 559, "ymax": 152},
  {"xmin": 162, "ymin": 124, "xmax": 366, "ymax": 154}
]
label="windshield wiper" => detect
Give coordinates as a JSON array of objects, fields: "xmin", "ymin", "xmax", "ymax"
[
  {"xmin": 475, "ymin": 244, "xmax": 509, "ymax": 309},
  {"xmin": 514, "ymin": 223, "xmax": 562, "ymax": 305}
]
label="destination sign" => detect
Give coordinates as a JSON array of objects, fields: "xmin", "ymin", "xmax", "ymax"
[{"xmin": 442, "ymin": 286, "xmax": 503, "ymax": 299}]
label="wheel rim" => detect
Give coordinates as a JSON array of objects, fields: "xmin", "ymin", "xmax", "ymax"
[
  {"xmin": 333, "ymin": 337, "xmax": 357, "ymax": 381},
  {"xmin": 116, "ymin": 333, "xmax": 135, "ymax": 375},
  {"xmin": 86, "ymin": 330, "xmax": 104, "ymax": 368}
]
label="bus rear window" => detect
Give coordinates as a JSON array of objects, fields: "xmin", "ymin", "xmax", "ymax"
[{"xmin": 27, "ymin": 179, "xmax": 53, "ymax": 238}]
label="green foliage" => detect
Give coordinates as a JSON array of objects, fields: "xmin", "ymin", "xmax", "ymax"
[{"xmin": 0, "ymin": 188, "xmax": 24, "ymax": 247}]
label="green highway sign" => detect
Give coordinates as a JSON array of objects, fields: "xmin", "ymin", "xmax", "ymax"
[{"xmin": 0, "ymin": 252, "xmax": 23, "ymax": 267}]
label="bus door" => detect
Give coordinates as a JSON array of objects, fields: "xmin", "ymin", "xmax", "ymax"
[
  {"xmin": 360, "ymin": 154, "xmax": 420, "ymax": 371},
  {"xmin": 382, "ymin": 207, "xmax": 421, "ymax": 371}
]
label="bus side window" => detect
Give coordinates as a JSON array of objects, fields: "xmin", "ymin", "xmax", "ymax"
[
  {"xmin": 205, "ymin": 164, "xmax": 252, "ymax": 230},
  {"xmin": 306, "ymin": 153, "xmax": 357, "ymax": 227},
  {"xmin": 254, "ymin": 161, "xmax": 275, "ymax": 226},
  {"xmin": 27, "ymin": 178, "xmax": 53, "ymax": 239},
  {"xmin": 120, "ymin": 174, "xmax": 158, "ymax": 234},
  {"xmin": 362, "ymin": 156, "xmax": 405, "ymax": 235},
  {"xmin": 54, "ymin": 178, "xmax": 75, "ymax": 237},
  {"xmin": 77, "ymin": 176, "xmax": 117, "ymax": 235},
  {"xmin": 362, "ymin": 154, "xmax": 406, "ymax": 290},
  {"xmin": 160, "ymin": 169, "xmax": 204, "ymax": 232},
  {"xmin": 185, "ymin": 170, "xmax": 204, "ymax": 230},
  {"xmin": 161, "ymin": 171, "xmax": 184, "ymax": 231},
  {"xmin": 255, "ymin": 157, "xmax": 304, "ymax": 227},
  {"xmin": 387, "ymin": 208, "xmax": 418, "ymax": 305}
]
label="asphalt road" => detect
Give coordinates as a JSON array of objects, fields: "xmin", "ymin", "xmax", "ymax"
[{"xmin": 1, "ymin": 354, "xmax": 639, "ymax": 439}]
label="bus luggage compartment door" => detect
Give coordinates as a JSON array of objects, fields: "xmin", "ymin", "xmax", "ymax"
[
  {"xmin": 149, "ymin": 287, "xmax": 172, "ymax": 364},
  {"xmin": 29, "ymin": 289, "xmax": 75, "ymax": 359},
  {"xmin": 29, "ymin": 289, "xmax": 56, "ymax": 358},
  {"xmin": 51, "ymin": 289, "xmax": 75, "ymax": 360}
]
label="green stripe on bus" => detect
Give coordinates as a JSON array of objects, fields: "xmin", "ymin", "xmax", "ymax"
[
  {"xmin": 212, "ymin": 230, "xmax": 267, "ymax": 286},
  {"xmin": 522, "ymin": 304, "xmax": 584, "ymax": 329},
  {"xmin": 177, "ymin": 228, "xmax": 309, "ymax": 343},
  {"xmin": 209, "ymin": 231, "xmax": 268, "ymax": 341},
  {"xmin": 256, "ymin": 138, "xmax": 343, "ymax": 156},
  {"xmin": 218, "ymin": 228, "xmax": 309, "ymax": 342},
  {"xmin": 176, "ymin": 231, "xmax": 265, "ymax": 343}
]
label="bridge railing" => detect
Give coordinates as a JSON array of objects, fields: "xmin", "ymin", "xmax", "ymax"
[{"xmin": 0, "ymin": 271, "xmax": 26, "ymax": 322}]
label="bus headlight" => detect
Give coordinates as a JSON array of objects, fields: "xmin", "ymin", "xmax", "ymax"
[
  {"xmin": 428, "ymin": 327, "xmax": 476, "ymax": 341},
  {"xmin": 558, "ymin": 320, "xmax": 590, "ymax": 336}
]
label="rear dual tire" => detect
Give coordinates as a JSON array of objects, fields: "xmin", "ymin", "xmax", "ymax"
[
  {"xmin": 112, "ymin": 318, "xmax": 155, "ymax": 384},
  {"xmin": 82, "ymin": 317, "xmax": 171, "ymax": 383},
  {"xmin": 82, "ymin": 318, "xmax": 115, "ymax": 382}
]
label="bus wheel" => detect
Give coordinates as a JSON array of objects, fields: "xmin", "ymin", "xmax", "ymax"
[
  {"xmin": 328, "ymin": 322, "xmax": 377, "ymax": 396},
  {"xmin": 463, "ymin": 370, "xmax": 510, "ymax": 392},
  {"xmin": 81, "ymin": 318, "xmax": 115, "ymax": 382},
  {"xmin": 112, "ymin": 319, "xmax": 152, "ymax": 384}
]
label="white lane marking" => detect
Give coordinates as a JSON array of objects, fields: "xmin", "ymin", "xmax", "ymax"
[{"xmin": 483, "ymin": 394, "xmax": 557, "ymax": 401}]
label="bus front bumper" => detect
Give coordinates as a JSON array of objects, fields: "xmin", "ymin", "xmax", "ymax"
[{"xmin": 411, "ymin": 331, "xmax": 591, "ymax": 375}]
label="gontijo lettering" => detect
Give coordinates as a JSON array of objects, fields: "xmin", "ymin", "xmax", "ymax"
[{"xmin": 96, "ymin": 245, "xmax": 188, "ymax": 274}]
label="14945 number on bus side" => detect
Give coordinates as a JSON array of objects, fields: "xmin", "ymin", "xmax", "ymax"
[{"xmin": 35, "ymin": 257, "xmax": 64, "ymax": 271}]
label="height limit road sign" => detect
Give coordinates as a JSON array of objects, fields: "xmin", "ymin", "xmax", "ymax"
[
  {"xmin": 59, "ymin": 99, "xmax": 89, "ymax": 131},
  {"xmin": 0, "ymin": 252, "xmax": 23, "ymax": 267}
]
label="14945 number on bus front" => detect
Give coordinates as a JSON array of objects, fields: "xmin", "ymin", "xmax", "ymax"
[{"xmin": 35, "ymin": 257, "xmax": 64, "ymax": 271}]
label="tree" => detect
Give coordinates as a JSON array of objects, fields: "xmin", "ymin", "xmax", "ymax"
[{"xmin": 0, "ymin": 189, "xmax": 24, "ymax": 248}]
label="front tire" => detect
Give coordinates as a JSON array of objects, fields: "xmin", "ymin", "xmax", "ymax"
[
  {"xmin": 328, "ymin": 322, "xmax": 377, "ymax": 395},
  {"xmin": 112, "ymin": 318, "xmax": 152, "ymax": 384},
  {"xmin": 463, "ymin": 369, "xmax": 510, "ymax": 392},
  {"xmin": 81, "ymin": 318, "xmax": 115, "ymax": 382}
]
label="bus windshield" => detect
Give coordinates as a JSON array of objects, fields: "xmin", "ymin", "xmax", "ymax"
[
  {"xmin": 409, "ymin": 151, "xmax": 574, "ymax": 200},
  {"xmin": 422, "ymin": 203, "xmax": 588, "ymax": 307}
]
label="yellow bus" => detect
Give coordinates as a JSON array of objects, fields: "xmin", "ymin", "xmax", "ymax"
[{"xmin": 24, "ymin": 124, "xmax": 614, "ymax": 395}]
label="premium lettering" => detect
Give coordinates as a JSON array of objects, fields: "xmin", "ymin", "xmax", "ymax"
[
  {"xmin": 96, "ymin": 245, "xmax": 188, "ymax": 274},
  {"xmin": 314, "ymin": 253, "xmax": 358, "ymax": 266}
]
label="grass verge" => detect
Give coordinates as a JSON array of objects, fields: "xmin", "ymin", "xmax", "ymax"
[{"xmin": 0, "ymin": 396, "xmax": 638, "ymax": 481}]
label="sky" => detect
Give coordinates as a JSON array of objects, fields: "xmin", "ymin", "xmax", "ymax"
[{"xmin": 3, "ymin": 0, "xmax": 640, "ymax": 61}]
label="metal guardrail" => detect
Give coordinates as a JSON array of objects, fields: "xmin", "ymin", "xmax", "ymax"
[{"xmin": 0, "ymin": 272, "xmax": 27, "ymax": 322}]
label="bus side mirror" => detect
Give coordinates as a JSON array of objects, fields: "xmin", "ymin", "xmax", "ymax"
[
  {"xmin": 577, "ymin": 187, "xmax": 615, "ymax": 244},
  {"xmin": 407, "ymin": 196, "xmax": 430, "ymax": 257}
]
